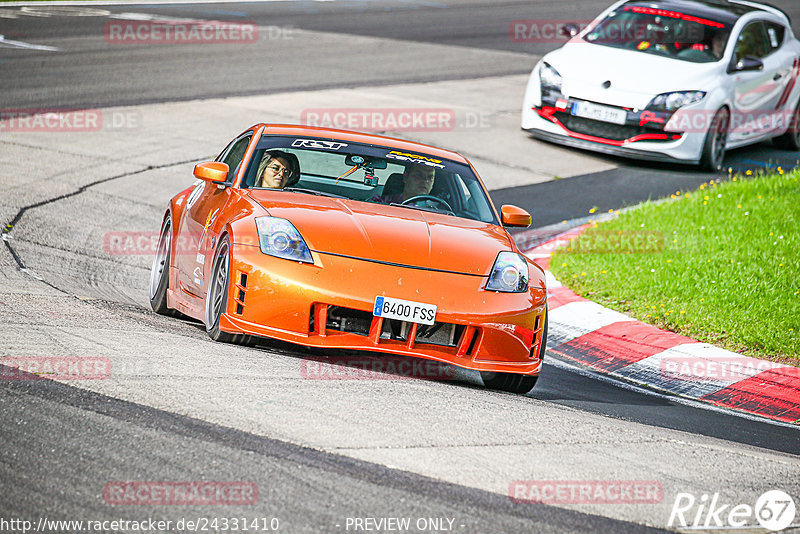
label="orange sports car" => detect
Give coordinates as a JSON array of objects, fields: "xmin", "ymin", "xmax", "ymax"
[{"xmin": 149, "ymin": 124, "xmax": 547, "ymax": 393}]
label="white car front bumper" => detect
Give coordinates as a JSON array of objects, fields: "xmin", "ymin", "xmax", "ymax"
[{"xmin": 521, "ymin": 94, "xmax": 708, "ymax": 165}]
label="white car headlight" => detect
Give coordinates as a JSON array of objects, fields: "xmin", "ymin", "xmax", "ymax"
[
  {"xmin": 255, "ymin": 217, "xmax": 313, "ymax": 263},
  {"xmin": 646, "ymin": 91, "xmax": 706, "ymax": 112},
  {"xmin": 486, "ymin": 252, "xmax": 529, "ymax": 293},
  {"xmin": 540, "ymin": 62, "xmax": 563, "ymax": 92}
]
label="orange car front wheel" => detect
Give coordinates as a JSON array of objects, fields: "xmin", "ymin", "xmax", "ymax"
[
  {"xmin": 480, "ymin": 307, "xmax": 547, "ymax": 394},
  {"xmin": 206, "ymin": 234, "xmax": 257, "ymax": 347}
]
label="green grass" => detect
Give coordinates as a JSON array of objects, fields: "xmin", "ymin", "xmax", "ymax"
[{"xmin": 551, "ymin": 169, "xmax": 800, "ymax": 365}]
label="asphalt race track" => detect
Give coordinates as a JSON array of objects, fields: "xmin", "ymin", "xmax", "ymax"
[{"xmin": 1, "ymin": 1, "xmax": 799, "ymax": 533}]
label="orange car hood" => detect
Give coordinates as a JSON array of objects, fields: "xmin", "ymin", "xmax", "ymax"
[{"xmin": 248, "ymin": 192, "xmax": 512, "ymax": 276}]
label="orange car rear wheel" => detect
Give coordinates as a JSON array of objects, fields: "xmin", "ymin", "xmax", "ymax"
[{"xmin": 150, "ymin": 214, "xmax": 180, "ymax": 317}]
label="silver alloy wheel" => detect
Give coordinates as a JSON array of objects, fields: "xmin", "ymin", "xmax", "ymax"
[
  {"xmin": 149, "ymin": 218, "xmax": 171, "ymax": 300},
  {"xmin": 206, "ymin": 240, "xmax": 230, "ymax": 329}
]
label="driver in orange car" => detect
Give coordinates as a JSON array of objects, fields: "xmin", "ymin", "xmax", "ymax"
[
  {"xmin": 256, "ymin": 150, "xmax": 301, "ymax": 189},
  {"xmin": 372, "ymin": 164, "xmax": 435, "ymax": 204}
]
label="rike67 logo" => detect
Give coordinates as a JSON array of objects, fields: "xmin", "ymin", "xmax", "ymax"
[{"xmin": 669, "ymin": 490, "xmax": 796, "ymax": 531}]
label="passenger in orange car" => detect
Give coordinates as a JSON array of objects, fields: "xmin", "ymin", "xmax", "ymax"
[
  {"xmin": 256, "ymin": 150, "xmax": 300, "ymax": 188},
  {"xmin": 372, "ymin": 164, "xmax": 435, "ymax": 204}
]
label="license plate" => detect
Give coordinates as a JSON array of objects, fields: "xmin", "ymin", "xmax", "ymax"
[
  {"xmin": 373, "ymin": 296, "xmax": 437, "ymax": 325},
  {"xmin": 571, "ymin": 101, "xmax": 627, "ymax": 125}
]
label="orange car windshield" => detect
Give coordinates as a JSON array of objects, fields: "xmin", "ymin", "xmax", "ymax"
[{"xmin": 243, "ymin": 136, "xmax": 499, "ymax": 225}]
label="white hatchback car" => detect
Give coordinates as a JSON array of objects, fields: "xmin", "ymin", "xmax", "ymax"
[{"xmin": 521, "ymin": 0, "xmax": 800, "ymax": 170}]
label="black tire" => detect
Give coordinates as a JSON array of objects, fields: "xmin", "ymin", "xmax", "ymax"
[
  {"xmin": 149, "ymin": 214, "xmax": 179, "ymax": 317},
  {"xmin": 205, "ymin": 235, "xmax": 256, "ymax": 346},
  {"xmin": 480, "ymin": 308, "xmax": 547, "ymax": 395},
  {"xmin": 537, "ymin": 308, "xmax": 548, "ymax": 362},
  {"xmin": 481, "ymin": 371, "xmax": 538, "ymax": 394},
  {"xmin": 773, "ymin": 100, "xmax": 800, "ymax": 150},
  {"xmin": 700, "ymin": 107, "xmax": 729, "ymax": 172}
]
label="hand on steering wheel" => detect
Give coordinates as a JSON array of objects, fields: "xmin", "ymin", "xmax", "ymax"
[{"xmin": 400, "ymin": 195, "xmax": 454, "ymax": 214}]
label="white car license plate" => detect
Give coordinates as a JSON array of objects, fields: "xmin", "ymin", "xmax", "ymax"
[
  {"xmin": 373, "ymin": 296, "xmax": 437, "ymax": 326},
  {"xmin": 571, "ymin": 101, "xmax": 627, "ymax": 125}
]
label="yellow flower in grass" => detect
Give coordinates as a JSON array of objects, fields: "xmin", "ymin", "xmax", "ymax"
[{"xmin": 589, "ymin": 207, "xmax": 597, "ymax": 214}]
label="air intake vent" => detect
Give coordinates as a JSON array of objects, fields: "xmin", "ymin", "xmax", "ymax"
[{"xmin": 326, "ymin": 306, "xmax": 372, "ymax": 336}]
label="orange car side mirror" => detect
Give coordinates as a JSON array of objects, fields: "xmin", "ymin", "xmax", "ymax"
[
  {"xmin": 501, "ymin": 205, "xmax": 532, "ymax": 228},
  {"xmin": 193, "ymin": 161, "xmax": 229, "ymax": 183}
]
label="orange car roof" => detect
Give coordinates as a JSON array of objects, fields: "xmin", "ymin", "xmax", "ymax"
[{"xmin": 255, "ymin": 124, "xmax": 469, "ymax": 164}]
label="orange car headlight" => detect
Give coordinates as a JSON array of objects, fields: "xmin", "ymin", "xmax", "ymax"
[
  {"xmin": 486, "ymin": 252, "xmax": 529, "ymax": 293},
  {"xmin": 254, "ymin": 217, "xmax": 314, "ymax": 264}
]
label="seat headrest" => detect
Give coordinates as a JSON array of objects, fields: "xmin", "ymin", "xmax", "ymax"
[{"xmin": 382, "ymin": 172, "xmax": 405, "ymax": 197}]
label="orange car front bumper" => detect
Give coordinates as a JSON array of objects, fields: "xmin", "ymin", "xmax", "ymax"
[{"xmin": 219, "ymin": 243, "xmax": 546, "ymax": 375}]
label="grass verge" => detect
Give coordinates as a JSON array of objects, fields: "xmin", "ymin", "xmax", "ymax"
[{"xmin": 550, "ymin": 169, "xmax": 799, "ymax": 365}]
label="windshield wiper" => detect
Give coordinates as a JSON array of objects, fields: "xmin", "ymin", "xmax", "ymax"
[{"xmin": 283, "ymin": 187, "xmax": 347, "ymax": 199}]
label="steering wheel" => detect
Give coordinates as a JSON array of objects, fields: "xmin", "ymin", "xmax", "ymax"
[{"xmin": 401, "ymin": 195, "xmax": 454, "ymax": 213}]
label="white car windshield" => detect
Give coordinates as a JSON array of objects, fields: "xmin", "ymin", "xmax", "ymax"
[{"xmin": 584, "ymin": 3, "xmax": 733, "ymax": 63}]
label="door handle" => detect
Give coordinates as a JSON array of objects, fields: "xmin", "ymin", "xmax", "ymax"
[{"xmin": 774, "ymin": 73, "xmax": 784, "ymax": 81}]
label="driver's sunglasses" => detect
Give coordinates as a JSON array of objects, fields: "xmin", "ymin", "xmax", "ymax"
[{"xmin": 267, "ymin": 164, "xmax": 294, "ymax": 178}]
